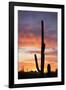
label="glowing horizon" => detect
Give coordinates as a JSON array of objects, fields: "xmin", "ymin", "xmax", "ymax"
[{"xmin": 18, "ymin": 46, "xmax": 57, "ymax": 73}]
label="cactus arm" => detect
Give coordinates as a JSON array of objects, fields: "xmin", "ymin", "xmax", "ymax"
[{"xmin": 34, "ymin": 54, "xmax": 40, "ymax": 72}]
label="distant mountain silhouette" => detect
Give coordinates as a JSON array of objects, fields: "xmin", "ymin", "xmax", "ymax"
[{"xmin": 18, "ymin": 64, "xmax": 57, "ymax": 79}]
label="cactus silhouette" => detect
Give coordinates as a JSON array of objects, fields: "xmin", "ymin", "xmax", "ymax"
[
  {"xmin": 47, "ymin": 64, "xmax": 51, "ymax": 74},
  {"xmin": 47, "ymin": 64, "xmax": 51, "ymax": 77},
  {"xmin": 34, "ymin": 20, "xmax": 45, "ymax": 74}
]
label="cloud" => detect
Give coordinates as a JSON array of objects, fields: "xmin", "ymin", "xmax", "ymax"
[{"xmin": 19, "ymin": 47, "xmax": 57, "ymax": 56}]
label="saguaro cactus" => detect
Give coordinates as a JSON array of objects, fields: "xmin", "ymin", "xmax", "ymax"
[{"xmin": 34, "ymin": 20, "xmax": 45, "ymax": 74}]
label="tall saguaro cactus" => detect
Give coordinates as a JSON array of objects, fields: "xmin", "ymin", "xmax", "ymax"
[{"xmin": 34, "ymin": 20, "xmax": 45, "ymax": 74}]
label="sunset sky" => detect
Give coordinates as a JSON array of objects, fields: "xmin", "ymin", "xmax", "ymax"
[{"xmin": 18, "ymin": 10, "xmax": 57, "ymax": 73}]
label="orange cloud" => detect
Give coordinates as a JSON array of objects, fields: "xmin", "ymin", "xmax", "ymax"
[
  {"xmin": 18, "ymin": 32, "xmax": 57, "ymax": 49},
  {"xmin": 18, "ymin": 33, "xmax": 41, "ymax": 48}
]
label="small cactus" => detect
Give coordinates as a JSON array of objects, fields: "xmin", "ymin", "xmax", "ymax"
[{"xmin": 47, "ymin": 64, "xmax": 51, "ymax": 73}]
